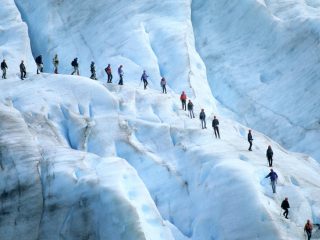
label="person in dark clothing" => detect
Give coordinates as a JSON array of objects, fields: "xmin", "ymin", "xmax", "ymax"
[
  {"xmin": 35, "ymin": 55, "xmax": 43, "ymax": 74},
  {"xmin": 180, "ymin": 91, "xmax": 187, "ymax": 111},
  {"xmin": 53, "ymin": 54, "xmax": 59, "ymax": 74},
  {"xmin": 71, "ymin": 58, "xmax": 79, "ymax": 75},
  {"xmin": 281, "ymin": 197, "xmax": 290, "ymax": 219},
  {"xmin": 160, "ymin": 77, "xmax": 167, "ymax": 94},
  {"xmin": 266, "ymin": 145, "xmax": 274, "ymax": 167},
  {"xmin": 212, "ymin": 116, "xmax": 220, "ymax": 139},
  {"xmin": 20, "ymin": 60, "xmax": 26, "ymax": 80},
  {"xmin": 1, "ymin": 59, "xmax": 8, "ymax": 79},
  {"xmin": 141, "ymin": 70, "xmax": 149, "ymax": 90},
  {"xmin": 248, "ymin": 130, "xmax": 253, "ymax": 151},
  {"xmin": 118, "ymin": 65, "xmax": 124, "ymax": 85},
  {"xmin": 90, "ymin": 61, "xmax": 97, "ymax": 80},
  {"xmin": 304, "ymin": 220, "xmax": 313, "ymax": 240},
  {"xmin": 265, "ymin": 169, "xmax": 278, "ymax": 193},
  {"xmin": 105, "ymin": 64, "xmax": 112, "ymax": 83},
  {"xmin": 187, "ymin": 100, "xmax": 195, "ymax": 118},
  {"xmin": 199, "ymin": 109, "xmax": 206, "ymax": 129}
]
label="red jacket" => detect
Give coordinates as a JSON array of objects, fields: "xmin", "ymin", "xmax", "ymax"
[
  {"xmin": 180, "ymin": 93, "xmax": 187, "ymax": 101},
  {"xmin": 105, "ymin": 66, "xmax": 112, "ymax": 74}
]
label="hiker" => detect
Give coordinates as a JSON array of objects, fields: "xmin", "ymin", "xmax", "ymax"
[
  {"xmin": 199, "ymin": 109, "xmax": 207, "ymax": 129},
  {"xmin": 212, "ymin": 116, "xmax": 220, "ymax": 139},
  {"xmin": 266, "ymin": 145, "xmax": 274, "ymax": 167},
  {"xmin": 1, "ymin": 59, "xmax": 8, "ymax": 79},
  {"xmin": 187, "ymin": 100, "xmax": 195, "ymax": 118},
  {"xmin": 71, "ymin": 58, "xmax": 79, "ymax": 75},
  {"xmin": 141, "ymin": 70, "xmax": 149, "ymax": 90},
  {"xmin": 35, "ymin": 55, "xmax": 43, "ymax": 74},
  {"xmin": 53, "ymin": 54, "xmax": 59, "ymax": 74},
  {"xmin": 20, "ymin": 60, "xmax": 26, "ymax": 80},
  {"xmin": 180, "ymin": 91, "xmax": 187, "ymax": 111},
  {"xmin": 118, "ymin": 65, "xmax": 124, "ymax": 85},
  {"xmin": 281, "ymin": 197, "xmax": 290, "ymax": 219},
  {"xmin": 90, "ymin": 61, "xmax": 97, "ymax": 80},
  {"xmin": 248, "ymin": 130, "xmax": 253, "ymax": 151},
  {"xmin": 160, "ymin": 77, "xmax": 167, "ymax": 94},
  {"xmin": 304, "ymin": 220, "xmax": 313, "ymax": 240},
  {"xmin": 265, "ymin": 169, "xmax": 278, "ymax": 194},
  {"xmin": 105, "ymin": 64, "xmax": 112, "ymax": 83}
]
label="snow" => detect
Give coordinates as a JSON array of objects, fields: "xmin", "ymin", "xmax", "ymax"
[
  {"xmin": 192, "ymin": 0, "xmax": 320, "ymax": 161},
  {"xmin": 1, "ymin": 74, "xmax": 320, "ymax": 239},
  {"xmin": 0, "ymin": 0, "xmax": 319, "ymax": 239},
  {"xmin": 0, "ymin": 0, "xmax": 35, "ymax": 77}
]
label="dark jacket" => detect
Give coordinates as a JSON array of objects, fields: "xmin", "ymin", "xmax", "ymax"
[
  {"xmin": 199, "ymin": 111, "xmax": 206, "ymax": 120},
  {"xmin": 266, "ymin": 147, "xmax": 273, "ymax": 158},
  {"xmin": 248, "ymin": 132, "xmax": 253, "ymax": 141},
  {"xmin": 265, "ymin": 171, "xmax": 278, "ymax": 181},
  {"xmin": 90, "ymin": 63, "xmax": 95, "ymax": 72},
  {"xmin": 212, "ymin": 119, "xmax": 219, "ymax": 127},
  {"xmin": 1, "ymin": 61, "xmax": 7, "ymax": 69},
  {"xmin": 187, "ymin": 102, "xmax": 193, "ymax": 110},
  {"xmin": 20, "ymin": 63, "xmax": 26, "ymax": 71},
  {"xmin": 281, "ymin": 200, "xmax": 290, "ymax": 210},
  {"xmin": 35, "ymin": 55, "xmax": 43, "ymax": 65},
  {"xmin": 72, "ymin": 59, "xmax": 79, "ymax": 67}
]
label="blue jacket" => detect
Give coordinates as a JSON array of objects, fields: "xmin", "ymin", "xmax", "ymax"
[
  {"xmin": 265, "ymin": 171, "xmax": 278, "ymax": 181},
  {"xmin": 141, "ymin": 72, "xmax": 148, "ymax": 81}
]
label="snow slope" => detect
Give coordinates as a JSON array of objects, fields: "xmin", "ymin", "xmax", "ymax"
[
  {"xmin": 192, "ymin": 0, "xmax": 320, "ymax": 161},
  {"xmin": 14, "ymin": 0, "xmax": 216, "ymax": 112},
  {"xmin": 1, "ymin": 73, "xmax": 320, "ymax": 239}
]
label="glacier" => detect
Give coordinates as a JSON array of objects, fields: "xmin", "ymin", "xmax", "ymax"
[
  {"xmin": 192, "ymin": 0, "xmax": 320, "ymax": 161},
  {"xmin": 0, "ymin": 0, "xmax": 319, "ymax": 239}
]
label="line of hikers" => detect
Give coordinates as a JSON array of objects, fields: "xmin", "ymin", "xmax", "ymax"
[
  {"xmin": 247, "ymin": 130, "xmax": 315, "ymax": 238},
  {"xmin": 179, "ymin": 91, "xmax": 220, "ymax": 138},
  {"xmin": 179, "ymin": 90, "xmax": 315, "ymax": 237},
  {"xmin": 1, "ymin": 56, "xmax": 170, "ymax": 92}
]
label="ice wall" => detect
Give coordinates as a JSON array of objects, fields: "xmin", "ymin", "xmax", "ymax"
[
  {"xmin": 192, "ymin": 0, "xmax": 320, "ymax": 161},
  {"xmin": 14, "ymin": 0, "xmax": 216, "ymax": 112}
]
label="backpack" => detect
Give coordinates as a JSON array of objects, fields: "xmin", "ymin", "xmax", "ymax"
[{"xmin": 71, "ymin": 60, "xmax": 75, "ymax": 67}]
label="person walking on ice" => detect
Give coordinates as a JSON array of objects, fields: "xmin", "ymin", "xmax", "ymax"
[
  {"xmin": 90, "ymin": 61, "xmax": 97, "ymax": 80},
  {"xmin": 53, "ymin": 54, "xmax": 59, "ymax": 74},
  {"xmin": 265, "ymin": 169, "xmax": 278, "ymax": 194},
  {"xmin": 20, "ymin": 60, "xmax": 26, "ymax": 80},
  {"xmin": 212, "ymin": 116, "xmax": 220, "ymax": 139},
  {"xmin": 160, "ymin": 77, "xmax": 167, "ymax": 94},
  {"xmin": 71, "ymin": 58, "xmax": 79, "ymax": 75},
  {"xmin": 248, "ymin": 129, "xmax": 253, "ymax": 151},
  {"xmin": 187, "ymin": 100, "xmax": 195, "ymax": 118},
  {"xmin": 180, "ymin": 91, "xmax": 187, "ymax": 111},
  {"xmin": 141, "ymin": 70, "xmax": 149, "ymax": 90},
  {"xmin": 266, "ymin": 145, "xmax": 273, "ymax": 167},
  {"xmin": 304, "ymin": 220, "xmax": 313, "ymax": 240},
  {"xmin": 1, "ymin": 59, "xmax": 8, "ymax": 79},
  {"xmin": 105, "ymin": 64, "xmax": 112, "ymax": 83},
  {"xmin": 199, "ymin": 109, "xmax": 207, "ymax": 129},
  {"xmin": 118, "ymin": 65, "xmax": 124, "ymax": 85},
  {"xmin": 281, "ymin": 197, "xmax": 290, "ymax": 219},
  {"xmin": 35, "ymin": 55, "xmax": 43, "ymax": 74}
]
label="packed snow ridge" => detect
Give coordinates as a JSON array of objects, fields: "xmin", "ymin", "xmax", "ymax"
[{"xmin": 0, "ymin": 0, "xmax": 319, "ymax": 239}]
